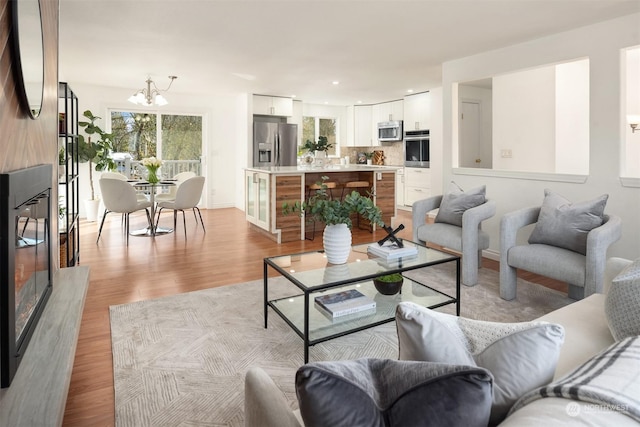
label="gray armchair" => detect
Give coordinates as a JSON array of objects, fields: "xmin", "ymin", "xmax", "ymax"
[
  {"xmin": 412, "ymin": 195, "xmax": 496, "ymax": 286},
  {"xmin": 499, "ymin": 207, "xmax": 621, "ymax": 301}
]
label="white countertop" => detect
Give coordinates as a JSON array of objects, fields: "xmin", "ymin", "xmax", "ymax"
[{"xmin": 245, "ymin": 164, "xmax": 401, "ymax": 174}]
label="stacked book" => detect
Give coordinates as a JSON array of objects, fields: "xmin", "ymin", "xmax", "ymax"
[
  {"xmin": 314, "ymin": 289, "xmax": 376, "ymax": 319},
  {"xmin": 367, "ymin": 242, "xmax": 418, "ymax": 260}
]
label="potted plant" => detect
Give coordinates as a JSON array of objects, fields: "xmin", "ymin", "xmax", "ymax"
[
  {"xmin": 373, "ymin": 272, "xmax": 404, "ymax": 295},
  {"xmin": 78, "ymin": 110, "xmax": 116, "ymax": 221},
  {"xmin": 58, "ymin": 147, "xmax": 66, "ymax": 179},
  {"xmin": 283, "ymin": 176, "xmax": 385, "ymax": 264},
  {"xmin": 301, "ymin": 136, "xmax": 333, "ymax": 166}
]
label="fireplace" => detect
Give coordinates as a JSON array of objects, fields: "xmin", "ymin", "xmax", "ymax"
[{"xmin": 0, "ymin": 164, "xmax": 52, "ymax": 388}]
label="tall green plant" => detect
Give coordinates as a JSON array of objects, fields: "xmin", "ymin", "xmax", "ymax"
[{"xmin": 78, "ymin": 110, "xmax": 116, "ymax": 200}]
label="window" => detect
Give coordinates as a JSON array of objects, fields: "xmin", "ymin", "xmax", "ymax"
[
  {"xmin": 110, "ymin": 111, "xmax": 203, "ymax": 177},
  {"xmin": 302, "ymin": 116, "xmax": 338, "ymax": 156}
]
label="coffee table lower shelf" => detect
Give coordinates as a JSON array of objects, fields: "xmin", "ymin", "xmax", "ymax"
[{"xmin": 266, "ymin": 277, "xmax": 458, "ymax": 362}]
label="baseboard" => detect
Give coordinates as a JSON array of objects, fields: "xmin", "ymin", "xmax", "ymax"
[{"xmin": 483, "ymin": 249, "xmax": 500, "ymax": 262}]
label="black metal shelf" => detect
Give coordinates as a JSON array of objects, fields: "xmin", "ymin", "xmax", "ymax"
[{"xmin": 58, "ymin": 82, "xmax": 80, "ymax": 267}]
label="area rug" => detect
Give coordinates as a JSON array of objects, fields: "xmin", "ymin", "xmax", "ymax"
[{"xmin": 110, "ymin": 263, "xmax": 573, "ymax": 427}]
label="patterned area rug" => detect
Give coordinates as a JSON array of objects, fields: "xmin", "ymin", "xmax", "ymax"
[{"xmin": 110, "ymin": 263, "xmax": 573, "ymax": 426}]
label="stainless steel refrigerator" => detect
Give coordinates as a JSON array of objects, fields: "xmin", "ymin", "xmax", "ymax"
[{"xmin": 253, "ymin": 122, "xmax": 298, "ymax": 167}]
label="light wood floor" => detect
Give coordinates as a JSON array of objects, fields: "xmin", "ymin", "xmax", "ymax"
[{"xmin": 62, "ymin": 207, "xmax": 565, "ymax": 426}]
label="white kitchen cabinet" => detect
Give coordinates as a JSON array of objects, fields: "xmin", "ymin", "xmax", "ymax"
[
  {"xmin": 253, "ymin": 95, "xmax": 293, "ymax": 117},
  {"xmin": 404, "ymin": 92, "xmax": 431, "ymax": 131},
  {"xmin": 245, "ymin": 170, "xmax": 270, "ymax": 230},
  {"xmin": 396, "ymin": 168, "xmax": 405, "ymax": 207},
  {"xmin": 373, "ymin": 100, "xmax": 404, "ymax": 123},
  {"xmin": 404, "ymin": 167, "xmax": 431, "ymax": 206},
  {"xmin": 354, "ymin": 105, "xmax": 373, "ymax": 146}
]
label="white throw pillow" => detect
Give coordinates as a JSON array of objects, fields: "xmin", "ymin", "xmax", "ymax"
[
  {"xmin": 395, "ymin": 302, "xmax": 565, "ymax": 425},
  {"xmin": 605, "ymin": 258, "xmax": 640, "ymax": 341}
]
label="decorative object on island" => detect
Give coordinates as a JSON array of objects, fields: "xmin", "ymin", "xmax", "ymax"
[
  {"xmin": 141, "ymin": 157, "xmax": 163, "ymax": 184},
  {"xmin": 302, "ymin": 136, "xmax": 333, "ymax": 168},
  {"xmin": 372, "ymin": 150, "xmax": 385, "ymax": 165},
  {"xmin": 373, "ymin": 272, "xmax": 404, "ymax": 295},
  {"xmin": 78, "ymin": 110, "xmax": 117, "ymax": 221},
  {"xmin": 282, "ymin": 176, "xmax": 384, "ymax": 264}
]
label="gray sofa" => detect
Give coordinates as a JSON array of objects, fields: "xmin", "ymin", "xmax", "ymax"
[{"xmin": 244, "ymin": 258, "xmax": 636, "ymax": 427}]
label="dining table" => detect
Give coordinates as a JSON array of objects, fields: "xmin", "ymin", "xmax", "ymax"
[{"xmin": 128, "ymin": 180, "xmax": 176, "ymax": 237}]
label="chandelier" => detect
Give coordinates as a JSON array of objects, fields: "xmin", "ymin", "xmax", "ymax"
[{"xmin": 128, "ymin": 76, "xmax": 177, "ymax": 106}]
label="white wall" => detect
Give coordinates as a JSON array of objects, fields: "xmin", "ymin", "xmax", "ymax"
[
  {"xmin": 493, "ymin": 66, "xmax": 556, "ymax": 172},
  {"xmin": 555, "ymin": 59, "xmax": 590, "ymax": 174},
  {"xmin": 624, "ymin": 46, "xmax": 640, "ymax": 177},
  {"xmin": 442, "ymin": 13, "xmax": 640, "ymax": 260},
  {"xmin": 66, "ymin": 83, "xmax": 246, "ymax": 217}
]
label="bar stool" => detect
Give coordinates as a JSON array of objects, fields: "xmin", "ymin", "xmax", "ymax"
[
  {"xmin": 341, "ymin": 181, "xmax": 372, "ymax": 232},
  {"xmin": 307, "ymin": 181, "xmax": 337, "ymax": 200},
  {"xmin": 305, "ymin": 181, "xmax": 338, "ymax": 240}
]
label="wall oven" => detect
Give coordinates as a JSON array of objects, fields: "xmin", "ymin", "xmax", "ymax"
[{"xmin": 404, "ymin": 129, "xmax": 430, "ymax": 168}]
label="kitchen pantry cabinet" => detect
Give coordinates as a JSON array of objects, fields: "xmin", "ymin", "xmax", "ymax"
[
  {"xmin": 404, "ymin": 167, "xmax": 431, "ymax": 206},
  {"xmin": 354, "ymin": 105, "xmax": 374, "ymax": 146},
  {"xmin": 253, "ymin": 94, "xmax": 293, "ymax": 117},
  {"xmin": 404, "ymin": 92, "xmax": 431, "ymax": 131},
  {"xmin": 245, "ymin": 170, "xmax": 270, "ymax": 230}
]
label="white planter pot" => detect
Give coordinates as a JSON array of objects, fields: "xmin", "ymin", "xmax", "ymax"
[
  {"xmin": 323, "ymin": 223, "xmax": 352, "ymax": 264},
  {"xmin": 84, "ymin": 198, "xmax": 101, "ymax": 222}
]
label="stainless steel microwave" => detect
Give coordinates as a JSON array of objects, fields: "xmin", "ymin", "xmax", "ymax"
[
  {"xmin": 404, "ymin": 129, "xmax": 430, "ymax": 168},
  {"xmin": 377, "ymin": 120, "xmax": 403, "ymax": 142}
]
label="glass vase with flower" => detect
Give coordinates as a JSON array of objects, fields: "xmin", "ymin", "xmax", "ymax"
[{"xmin": 141, "ymin": 156, "xmax": 163, "ymax": 184}]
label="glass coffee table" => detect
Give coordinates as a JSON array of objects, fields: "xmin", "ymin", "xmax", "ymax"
[{"xmin": 263, "ymin": 240, "xmax": 460, "ymax": 362}]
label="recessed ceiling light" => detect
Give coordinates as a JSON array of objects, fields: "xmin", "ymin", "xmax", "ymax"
[
  {"xmin": 324, "ymin": 101, "xmax": 329, "ymax": 104},
  {"xmin": 407, "ymin": 89, "xmax": 414, "ymax": 93},
  {"xmin": 357, "ymin": 100, "xmax": 363, "ymax": 104},
  {"xmin": 291, "ymin": 94, "xmax": 296, "ymax": 98},
  {"xmin": 332, "ymin": 81, "xmax": 339, "ymax": 85}
]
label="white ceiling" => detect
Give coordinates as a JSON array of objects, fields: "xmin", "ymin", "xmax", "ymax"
[{"xmin": 59, "ymin": 0, "xmax": 640, "ymax": 106}]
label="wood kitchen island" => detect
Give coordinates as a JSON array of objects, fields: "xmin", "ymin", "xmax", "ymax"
[{"xmin": 244, "ymin": 165, "xmax": 400, "ymax": 243}]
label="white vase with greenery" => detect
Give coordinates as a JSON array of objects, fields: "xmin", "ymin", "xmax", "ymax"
[{"xmin": 283, "ymin": 176, "xmax": 384, "ymax": 265}]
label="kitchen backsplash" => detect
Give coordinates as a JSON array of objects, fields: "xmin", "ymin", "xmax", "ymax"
[{"xmin": 345, "ymin": 143, "xmax": 403, "ymax": 166}]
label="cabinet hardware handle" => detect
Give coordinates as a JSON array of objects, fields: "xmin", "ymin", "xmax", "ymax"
[{"xmin": 475, "ymin": 159, "xmax": 481, "ymax": 163}]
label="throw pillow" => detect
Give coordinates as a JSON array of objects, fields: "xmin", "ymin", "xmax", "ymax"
[
  {"xmin": 395, "ymin": 302, "xmax": 565, "ymax": 425},
  {"xmin": 509, "ymin": 336, "xmax": 640, "ymax": 422},
  {"xmin": 605, "ymin": 258, "xmax": 640, "ymax": 341},
  {"xmin": 296, "ymin": 358, "xmax": 493, "ymax": 427},
  {"xmin": 528, "ymin": 189, "xmax": 608, "ymax": 255},
  {"xmin": 435, "ymin": 183, "xmax": 486, "ymax": 227}
]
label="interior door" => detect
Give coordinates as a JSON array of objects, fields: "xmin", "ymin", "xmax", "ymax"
[{"xmin": 459, "ymin": 101, "xmax": 483, "ymax": 168}]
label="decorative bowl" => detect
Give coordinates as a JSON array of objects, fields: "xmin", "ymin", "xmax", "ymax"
[{"xmin": 373, "ymin": 275, "xmax": 404, "ymax": 295}]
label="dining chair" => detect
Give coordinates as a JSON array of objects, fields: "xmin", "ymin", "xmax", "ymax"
[
  {"xmin": 100, "ymin": 171, "xmax": 148, "ymax": 202},
  {"xmin": 155, "ymin": 171, "xmax": 197, "ymax": 203},
  {"xmin": 97, "ymin": 178, "xmax": 153, "ymax": 244},
  {"xmin": 155, "ymin": 176, "xmax": 205, "ymax": 238}
]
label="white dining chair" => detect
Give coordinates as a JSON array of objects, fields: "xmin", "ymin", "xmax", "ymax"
[
  {"xmin": 97, "ymin": 178, "xmax": 153, "ymax": 244},
  {"xmin": 155, "ymin": 171, "xmax": 197, "ymax": 203},
  {"xmin": 155, "ymin": 176, "xmax": 205, "ymax": 238},
  {"xmin": 100, "ymin": 171, "xmax": 148, "ymax": 202}
]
